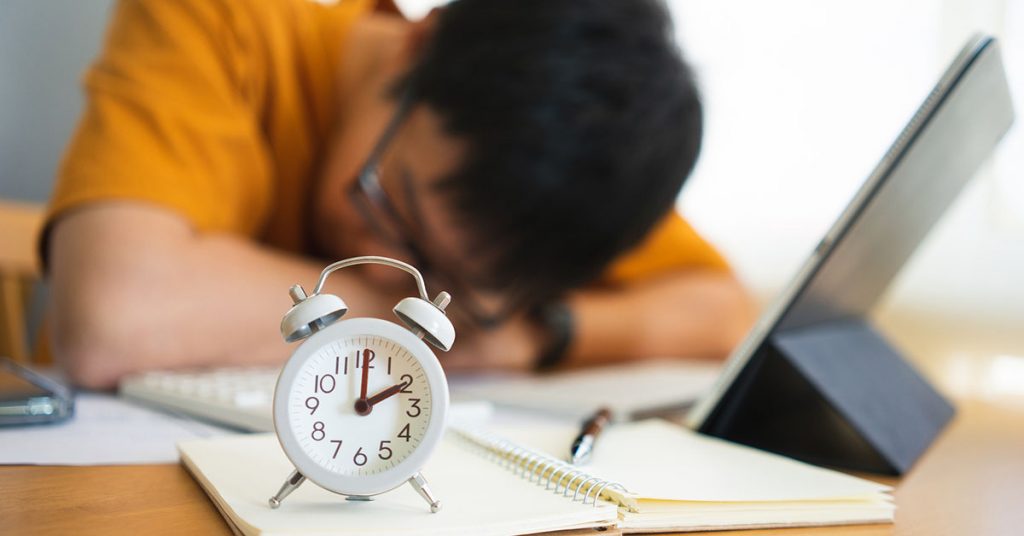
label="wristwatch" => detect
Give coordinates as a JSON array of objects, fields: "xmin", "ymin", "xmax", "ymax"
[{"xmin": 533, "ymin": 302, "xmax": 574, "ymax": 371}]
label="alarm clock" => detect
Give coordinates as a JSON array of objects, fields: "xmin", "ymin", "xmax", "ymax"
[{"xmin": 268, "ymin": 256, "xmax": 455, "ymax": 513}]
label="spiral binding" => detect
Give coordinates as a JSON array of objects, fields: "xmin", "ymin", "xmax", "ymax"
[{"xmin": 451, "ymin": 426, "xmax": 633, "ymax": 510}]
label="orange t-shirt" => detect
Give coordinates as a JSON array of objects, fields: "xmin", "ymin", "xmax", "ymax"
[{"xmin": 47, "ymin": 0, "xmax": 728, "ymax": 286}]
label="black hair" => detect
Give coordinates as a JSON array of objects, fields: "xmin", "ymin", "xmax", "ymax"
[{"xmin": 399, "ymin": 0, "xmax": 703, "ymax": 305}]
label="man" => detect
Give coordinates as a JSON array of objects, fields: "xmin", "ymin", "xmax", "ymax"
[{"xmin": 44, "ymin": 0, "xmax": 754, "ymax": 388}]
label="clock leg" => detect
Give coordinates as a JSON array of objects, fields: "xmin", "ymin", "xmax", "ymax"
[
  {"xmin": 408, "ymin": 472, "xmax": 441, "ymax": 513},
  {"xmin": 268, "ymin": 469, "xmax": 306, "ymax": 509}
]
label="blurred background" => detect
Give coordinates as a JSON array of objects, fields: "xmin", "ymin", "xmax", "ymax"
[{"xmin": 2, "ymin": 1, "xmax": 1022, "ymax": 386}]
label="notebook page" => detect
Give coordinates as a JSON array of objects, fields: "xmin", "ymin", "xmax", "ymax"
[
  {"xmin": 490, "ymin": 419, "xmax": 891, "ymax": 503},
  {"xmin": 179, "ymin": 433, "xmax": 617, "ymax": 536}
]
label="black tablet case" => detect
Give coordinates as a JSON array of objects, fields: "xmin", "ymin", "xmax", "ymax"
[{"xmin": 697, "ymin": 317, "xmax": 954, "ymax": 475}]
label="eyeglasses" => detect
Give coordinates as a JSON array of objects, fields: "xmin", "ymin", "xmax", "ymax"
[{"xmin": 347, "ymin": 93, "xmax": 518, "ymax": 328}]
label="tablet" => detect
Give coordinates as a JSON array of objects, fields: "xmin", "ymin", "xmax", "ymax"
[{"xmin": 685, "ymin": 35, "xmax": 1014, "ymax": 471}]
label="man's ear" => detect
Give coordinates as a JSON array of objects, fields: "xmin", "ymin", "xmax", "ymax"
[{"xmin": 401, "ymin": 8, "xmax": 443, "ymax": 64}]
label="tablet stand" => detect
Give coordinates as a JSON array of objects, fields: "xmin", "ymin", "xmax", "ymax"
[{"xmin": 699, "ymin": 317, "xmax": 954, "ymax": 475}]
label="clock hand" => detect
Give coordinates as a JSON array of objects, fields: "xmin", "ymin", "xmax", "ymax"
[
  {"xmin": 365, "ymin": 382, "xmax": 405, "ymax": 408},
  {"xmin": 355, "ymin": 349, "xmax": 374, "ymax": 416},
  {"xmin": 359, "ymin": 349, "xmax": 371, "ymax": 400}
]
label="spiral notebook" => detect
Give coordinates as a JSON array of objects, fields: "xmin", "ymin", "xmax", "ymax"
[
  {"xmin": 468, "ymin": 420, "xmax": 894, "ymax": 532},
  {"xmin": 178, "ymin": 420, "xmax": 893, "ymax": 535}
]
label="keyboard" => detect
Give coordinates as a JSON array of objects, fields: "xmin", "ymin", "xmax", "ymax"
[
  {"xmin": 119, "ymin": 361, "xmax": 719, "ymax": 432},
  {"xmin": 119, "ymin": 367, "xmax": 280, "ymax": 431}
]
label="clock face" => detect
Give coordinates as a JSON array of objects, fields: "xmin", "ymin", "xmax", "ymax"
[
  {"xmin": 288, "ymin": 335, "xmax": 432, "ymax": 476},
  {"xmin": 274, "ymin": 317, "xmax": 449, "ymax": 496}
]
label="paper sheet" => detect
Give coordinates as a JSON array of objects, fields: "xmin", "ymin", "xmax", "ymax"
[{"xmin": 0, "ymin": 392, "xmax": 233, "ymax": 465}]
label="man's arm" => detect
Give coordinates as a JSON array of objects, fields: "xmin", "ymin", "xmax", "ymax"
[
  {"xmin": 438, "ymin": 271, "xmax": 755, "ymax": 371},
  {"xmin": 48, "ymin": 203, "xmax": 405, "ymax": 389},
  {"xmin": 565, "ymin": 271, "xmax": 756, "ymax": 366}
]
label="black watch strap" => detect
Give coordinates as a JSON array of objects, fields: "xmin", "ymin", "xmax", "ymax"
[{"xmin": 533, "ymin": 302, "xmax": 574, "ymax": 371}]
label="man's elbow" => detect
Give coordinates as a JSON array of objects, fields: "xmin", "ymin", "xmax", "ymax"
[
  {"xmin": 45, "ymin": 205, "xmax": 200, "ymax": 388},
  {"xmin": 51, "ymin": 322, "xmax": 125, "ymax": 390},
  {"xmin": 57, "ymin": 336, "xmax": 125, "ymax": 389},
  {"xmin": 49, "ymin": 293, "xmax": 151, "ymax": 389},
  {"xmin": 672, "ymin": 273, "xmax": 758, "ymax": 360}
]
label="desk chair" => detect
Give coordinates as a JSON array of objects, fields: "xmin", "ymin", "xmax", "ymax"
[{"xmin": 0, "ymin": 199, "xmax": 44, "ymax": 363}]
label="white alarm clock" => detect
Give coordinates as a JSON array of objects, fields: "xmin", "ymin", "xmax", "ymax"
[{"xmin": 268, "ymin": 256, "xmax": 455, "ymax": 513}]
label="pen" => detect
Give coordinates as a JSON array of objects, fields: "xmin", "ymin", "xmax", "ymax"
[{"xmin": 569, "ymin": 407, "xmax": 612, "ymax": 465}]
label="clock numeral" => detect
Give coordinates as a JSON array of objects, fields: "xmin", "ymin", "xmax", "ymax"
[
  {"xmin": 311, "ymin": 421, "xmax": 325, "ymax": 441},
  {"xmin": 378, "ymin": 440, "xmax": 393, "ymax": 460},
  {"xmin": 334, "ymin": 356, "xmax": 340, "ymax": 375},
  {"xmin": 353, "ymin": 447, "xmax": 368, "ymax": 466},
  {"xmin": 399, "ymin": 374, "xmax": 414, "ymax": 394},
  {"xmin": 398, "ymin": 423, "xmax": 411, "ymax": 442},
  {"xmin": 305, "ymin": 396, "xmax": 319, "ymax": 415},
  {"xmin": 330, "ymin": 439, "xmax": 343, "ymax": 459},
  {"xmin": 358, "ymin": 349, "xmax": 375, "ymax": 369},
  {"xmin": 406, "ymin": 398, "xmax": 422, "ymax": 418},
  {"xmin": 344, "ymin": 355, "xmax": 349, "ymax": 375},
  {"xmin": 314, "ymin": 374, "xmax": 335, "ymax": 394},
  {"xmin": 387, "ymin": 356, "xmax": 392, "ymax": 375}
]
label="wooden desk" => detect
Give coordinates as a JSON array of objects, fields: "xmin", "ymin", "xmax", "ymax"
[{"xmin": 4, "ymin": 337, "xmax": 1024, "ymax": 535}]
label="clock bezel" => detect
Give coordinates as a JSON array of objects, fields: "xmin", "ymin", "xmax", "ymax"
[{"xmin": 273, "ymin": 317, "xmax": 449, "ymax": 497}]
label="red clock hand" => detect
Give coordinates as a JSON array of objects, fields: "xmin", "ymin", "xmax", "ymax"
[
  {"xmin": 355, "ymin": 349, "xmax": 374, "ymax": 416},
  {"xmin": 359, "ymin": 349, "xmax": 371, "ymax": 400}
]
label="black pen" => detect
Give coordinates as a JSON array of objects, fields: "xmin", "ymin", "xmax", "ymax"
[{"xmin": 569, "ymin": 407, "xmax": 612, "ymax": 465}]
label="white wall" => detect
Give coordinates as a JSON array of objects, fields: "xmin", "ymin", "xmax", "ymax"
[
  {"xmin": 0, "ymin": 0, "xmax": 116, "ymax": 202},
  {"xmin": 668, "ymin": 0, "xmax": 1024, "ymax": 329}
]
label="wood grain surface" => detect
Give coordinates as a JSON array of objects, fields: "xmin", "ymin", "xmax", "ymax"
[{"xmin": 3, "ymin": 397, "xmax": 1021, "ymax": 535}]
